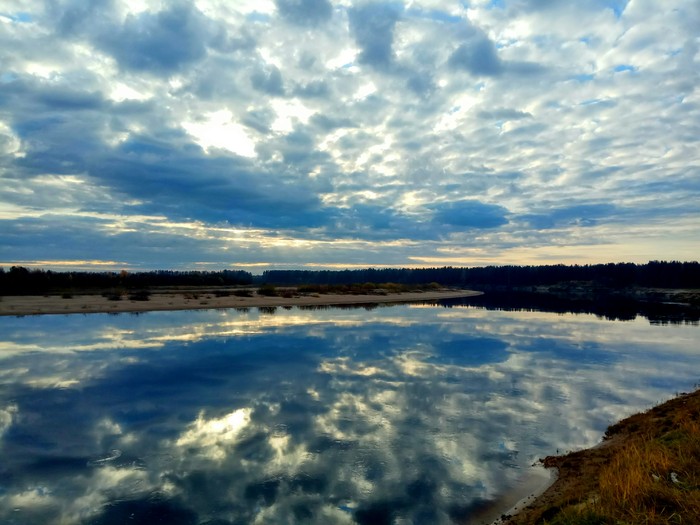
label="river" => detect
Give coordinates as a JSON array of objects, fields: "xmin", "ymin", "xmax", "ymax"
[{"xmin": 0, "ymin": 302, "xmax": 697, "ymax": 524}]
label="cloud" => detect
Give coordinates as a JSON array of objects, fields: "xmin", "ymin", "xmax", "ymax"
[
  {"xmin": 449, "ymin": 36, "xmax": 503, "ymax": 77},
  {"xmin": 251, "ymin": 64, "xmax": 286, "ymax": 95},
  {"xmin": 293, "ymin": 79, "xmax": 331, "ymax": 99},
  {"xmin": 522, "ymin": 203, "xmax": 620, "ymax": 229},
  {"xmin": 275, "ymin": 0, "xmax": 333, "ymax": 26},
  {"xmin": 430, "ymin": 200, "xmax": 510, "ymax": 229},
  {"xmin": 97, "ymin": 2, "xmax": 212, "ymax": 74},
  {"xmin": 349, "ymin": 3, "xmax": 403, "ymax": 69},
  {"xmin": 477, "ymin": 108, "xmax": 532, "ymax": 121}
]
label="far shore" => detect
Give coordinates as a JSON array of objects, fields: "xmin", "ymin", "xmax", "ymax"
[{"xmin": 0, "ymin": 289, "xmax": 482, "ymax": 317}]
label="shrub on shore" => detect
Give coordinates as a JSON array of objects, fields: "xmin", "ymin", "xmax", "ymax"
[
  {"xmin": 257, "ymin": 285, "xmax": 278, "ymax": 297},
  {"xmin": 102, "ymin": 290, "xmax": 124, "ymax": 301},
  {"xmin": 128, "ymin": 290, "xmax": 151, "ymax": 301}
]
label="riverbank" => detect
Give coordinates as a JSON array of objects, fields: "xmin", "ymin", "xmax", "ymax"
[
  {"xmin": 0, "ymin": 288, "xmax": 482, "ymax": 316},
  {"xmin": 501, "ymin": 388, "xmax": 700, "ymax": 524}
]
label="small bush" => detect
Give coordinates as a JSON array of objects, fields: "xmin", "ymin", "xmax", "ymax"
[
  {"xmin": 257, "ymin": 285, "xmax": 278, "ymax": 297},
  {"xmin": 128, "ymin": 290, "xmax": 151, "ymax": 301},
  {"xmin": 102, "ymin": 289, "xmax": 124, "ymax": 301},
  {"xmin": 298, "ymin": 284, "xmax": 322, "ymax": 294},
  {"xmin": 233, "ymin": 289, "xmax": 253, "ymax": 297}
]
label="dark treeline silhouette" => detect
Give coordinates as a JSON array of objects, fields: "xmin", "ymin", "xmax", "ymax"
[
  {"xmin": 2, "ymin": 261, "xmax": 699, "ymax": 296},
  {"xmin": 0, "ymin": 267, "xmax": 253, "ymax": 295},
  {"xmin": 257, "ymin": 261, "xmax": 700, "ymax": 289},
  {"xmin": 436, "ymin": 291, "xmax": 699, "ymax": 326}
]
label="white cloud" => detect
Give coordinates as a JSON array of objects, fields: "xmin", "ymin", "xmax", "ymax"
[
  {"xmin": 183, "ymin": 109, "xmax": 258, "ymax": 157},
  {"xmin": 0, "ymin": 404, "xmax": 17, "ymax": 440},
  {"xmin": 176, "ymin": 408, "xmax": 253, "ymax": 460}
]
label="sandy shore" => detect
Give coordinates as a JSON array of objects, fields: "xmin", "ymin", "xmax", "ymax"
[{"xmin": 0, "ymin": 289, "xmax": 481, "ymax": 316}]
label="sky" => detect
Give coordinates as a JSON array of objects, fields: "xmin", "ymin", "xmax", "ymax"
[{"xmin": 0, "ymin": 0, "xmax": 698, "ymax": 272}]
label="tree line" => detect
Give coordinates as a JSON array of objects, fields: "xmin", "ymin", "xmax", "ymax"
[
  {"xmin": 1, "ymin": 261, "xmax": 698, "ymax": 295},
  {"xmin": 0, "ymin": 267, "xmax": 253, "ymax": 295},
  {"xmin": 257, "ymin": 261, "xmax": 700, "ymax": 289}
]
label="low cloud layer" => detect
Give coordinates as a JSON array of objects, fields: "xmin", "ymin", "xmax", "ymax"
[{"xmin": 0, "ymin": 1, "xmax": 698, "ymax": 269}]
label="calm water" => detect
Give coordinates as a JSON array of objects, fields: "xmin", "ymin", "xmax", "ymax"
[{"xmin": 0, "ymin": 304, "xmax": 698, "ymax": 524}]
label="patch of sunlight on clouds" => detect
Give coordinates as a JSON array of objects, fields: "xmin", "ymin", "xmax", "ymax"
[
  {"xmin": 497, "ymin": 17, "xmax": 532, "ymax": 42},
  {"xmin": 176, "ymin": 408, "xmax": 252, "ymax": 461},
  {"xmin": 194, "ymin": 0, "xmax": 229, "ymax": 19},
  {"xmin": 26, "ymin": 378, "xmax": 80, "ymax": 389},
  {"xmin": 5, "ymin": 486, "xmax": 56, "ymax": 510},
  {"xmin": 103, "ymin": 130, "xmax": 130, "ymax": 147},
  {"xmin": 398, "ymin": 191, "xmax": 430, "ymax": 210},
  {"xmin": 325, "ymin": 47, "xmax": 359, "ymax": 70},
  {"xmin": 355, "ymin": 134, "xmax": 395, "ymax": 174},
  {"xmin": 433, "ymin": 93, "xmax": 479, "ymax": 132},
  {"xmin": 0, "ymin": 260, "xmax": 127, "ymax": 269},
  {"xmin": 319, "ymin": 360, "xmax": 385, "ymax": 377},
  {"xmin": 118, "ymin": 0, "xmax": 158, "ymax": 17},
  {"xmin": 109, "ymin": 82, "xmax": 151, "ymax": 102},
  {"xmin": 353, "ymin": 81, "xmax": 377, "ymax": 100},
  {"xmin": 68, "ymin": 466, "xmax": 152, "ymax": 523},
  {"xmin": 269, "ymin": 99, "xmax": 314, "ymax": 133},
  {"xmin": 0, "ymin": 404, "xmax": 18, "ymax": 439},
  {"xmin": 22, "ymin": 61, "xmax": 56, "ymax": 78},
  {"xmin": 0, "ymin": 121, "xmax": 22, "ymax": 157},
  {"xmin": 318, "ymin": 128, "xmax": 352, "ymax": 163},
  {"xmin": 351, "ymin": 190, "xmax": 382, "ymax": 202},
  {"xmin": 222, "ymin": 0, "xmax": 276, "ymax": 16},
  {"xmin": 183, "ymin": 110, "xmax": 257, "ymax": 157}
]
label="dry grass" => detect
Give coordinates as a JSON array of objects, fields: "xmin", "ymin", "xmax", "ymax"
[
  {"xmin": 507, "ymin": 390, "xmax": 700, "ymax": 525},
  {"xmin": 593, "ymin": 415, "xmax": 700, "ymax": 524}
]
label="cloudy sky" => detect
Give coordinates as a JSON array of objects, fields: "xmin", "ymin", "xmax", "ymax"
[{"xmin": 1, "ymin": 0, "xmax": 698, "ymax": 271}]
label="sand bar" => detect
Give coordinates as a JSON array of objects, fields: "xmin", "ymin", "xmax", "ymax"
[{"xmin": 0, "ymin": 289, "xmax": 482, "ymax": 316}]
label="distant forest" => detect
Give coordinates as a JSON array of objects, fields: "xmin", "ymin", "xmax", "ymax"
[
  {"xmin": 258, "ymin": 261, "xmax": 700, "ymax": 289},
  {"xmin": 1, "ymin": 261, "xmax": 699, "ymax": 295},
  {"xmin": 0, "ymin": 268, "xmax": 254, "ymax": 295}
]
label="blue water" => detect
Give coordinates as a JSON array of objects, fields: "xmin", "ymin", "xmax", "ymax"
[{"xmin": 0, "ymin": 304, "xmax": 698, "ymax": 524}]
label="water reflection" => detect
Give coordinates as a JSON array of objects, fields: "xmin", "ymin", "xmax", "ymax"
[
  {"xmin": 439, "ymin": 291, "xmax": 700, "ymax": 325},
  {"xmin": 0, "ymin": 306, "xmax": 698, "ymax": 524}
]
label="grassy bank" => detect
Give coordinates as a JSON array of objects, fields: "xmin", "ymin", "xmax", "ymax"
[{"xmin": 506, "ymin": 389, "xmax": 700, "ymax": 524}]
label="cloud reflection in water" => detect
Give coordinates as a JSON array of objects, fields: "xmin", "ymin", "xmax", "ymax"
[{"xmin": 0, "ymin": 305, "xmax": 698, "ymax": 524}]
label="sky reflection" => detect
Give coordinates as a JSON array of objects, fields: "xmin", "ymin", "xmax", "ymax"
[{"xmin": 0, "ymin": 306, "xmax": 698, "ymax": 524}]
